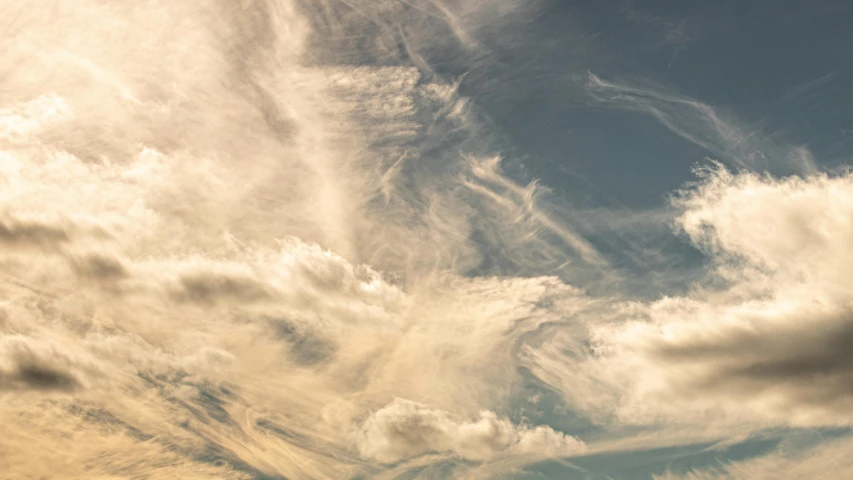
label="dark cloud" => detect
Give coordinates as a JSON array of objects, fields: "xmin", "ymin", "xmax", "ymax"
[
  {"xmin": 273, "ymin": 320, "xmax": 337, "ymax": 366},
  {"xmin": 0, "ymin": 217, "xmax": 70, "ymax": 250},
  {"xmin": 0, "ymin": 364, "xmax": 80, "ymax": 392},
  {"xmin": 174, "ymin": 272, "xmax": 273, "ymax": 304},
  {"xmin": 70, "ymin": 253, "xmax": 128, "ymax": 280},
  {"xmin": 650, "ymin": 310, "xmax": 853, "ymax": 412}
]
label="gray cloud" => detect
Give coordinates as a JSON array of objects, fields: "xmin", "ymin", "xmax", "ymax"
[
  {"xmin": 648, "ymin": 307, "xmax": 853, "ymax": 415},
  {"xmin": 0, "ymin": 364, "xmax": 79, "ymax": 392},
  {"xmin": 0, "ymin": 217, "xmax": 70, "ymax": 250},
  {"xmin": 174, "ymin": 272, "xmax": 274, "ymax": 305},
  {"xmin": 272, "ymin": 320, "xmax": 338, "ymax": 366},
  {"xmin": 69, "ymin": 253, "xmax": 128, "ymax": 280},
  {"xmin": 0, "ymin": 335, "xmax": 103, "ymax": 393}
]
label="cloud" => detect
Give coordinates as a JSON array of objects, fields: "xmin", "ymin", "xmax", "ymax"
[
  {"xmin": 12, "ymin": 0, "xmax": 850, "ymax": 477},
  {"xmin": 0, "ymin": 223, "xmax": 588, "ymax": 477},
  {"xmin": 674, "ymin": 165, "xmax": 853, "ymax": 284},
  {"xmin": 653, "ymin": 435, "xmax": 853, "ymax": 480},
  {"xmin": 585, "ymin": 74, "xmax": 818, "ymax": 174},
  {"xmin": 0, "ymin": 216, "xmax": 70, "ymax": 251},
  {"xmin": 0, "ymin": 123, "xmax": 587, "ymax": 477},
  {"xmin": 0, "ymin": 95, "xmax": 70, "ymax": 141},
  {"xmin": 531, "ymin": 166, "xmax": 853, "ymax": 428},
  {"xmin": 779, "ymin": 71, "xmax": 836, "ymax": 104},
  {"xmin": 0, "ymin": 334, "xmax": 104, "ymax": 392},
  {"xmin": 0, "ymin": 1, "xmax": 589, "ymax": 477},
  {"xmin": 0, "ymin": 401, "xmax": 253, "ymax": 480},
  {"xmin": 355, "ymin": 398, "xmax": 584, "ymax": 463}
]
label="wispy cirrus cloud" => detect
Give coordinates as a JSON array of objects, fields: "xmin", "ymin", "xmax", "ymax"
[
  {"xmin": 585, "ymin": 73, "xmax": 819, "ymax": 174},
  {"xmin": 654, "ymin": 434, "xmax": 853, "ymax": 480},
  {"xmin": 618, "ymin": 2, "xmax": 707, "ymax": 50}
]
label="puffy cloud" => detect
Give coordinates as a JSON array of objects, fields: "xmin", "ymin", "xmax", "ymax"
[
  {"xmin": 0, "ymin": 145, "xmax": 582, "ymax": 478},
  {"xmin": 675, "ymin": 165, "xmax": 853, "ymax": 291},
  {"xmin": 0, "ymin": 95, "xmax": 69, "ymax": 141},
  {"xmin": 0, "ymin": 0, "xmax": 635, "ymax": 478},
  {"xmin": 0, "ymin": 334, "xmax": 105, "ymax": 392},
  {"xmin": 536, "ymin": 166, "xmax": 853, "ymax": 427},
  {"xmin": 354, "ymin": 398, "xmax": 584, "ymax": 463}
]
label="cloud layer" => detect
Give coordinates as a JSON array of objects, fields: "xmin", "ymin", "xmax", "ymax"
[{"xmin": 3, "ymin": 0, "xmax": 852, "ymax": 478}]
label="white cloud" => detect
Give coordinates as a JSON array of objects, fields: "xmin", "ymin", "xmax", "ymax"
[
  {"xmin": 0, "ymin": 95, "xmax": 70, "ymax": 142},
  {"xmin": 585, "ymin": 74, "xmax": 817, "ymax": 174},
  {"xmin": 355, "ymin": 398, "xmax": 584, "ymax": 463},
  {"xmin": 532, "ymin": 165, "xmax": 853, "ymax": 428}
]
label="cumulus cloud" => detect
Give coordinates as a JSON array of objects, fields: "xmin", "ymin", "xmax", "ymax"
[
  {"xmin": 531, "ymin": 166, "xmax": 853, "ymax": 428},
  {"xmin": 0, "ymin": 0, "xmax": 619, "ymax": 477},
  {"xmin": 355, "ymin": 398, "xmax": 584, "ymax": 463}
]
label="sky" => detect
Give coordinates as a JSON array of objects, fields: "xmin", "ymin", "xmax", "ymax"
[{"xmin": 2, "ymin": 0, "xmax": 853, "ymax": 478}]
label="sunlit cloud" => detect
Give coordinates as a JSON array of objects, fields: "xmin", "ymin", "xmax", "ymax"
[{"xmin": 2, "ymin": 0, "xmax": 851, "ymax": 478}]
